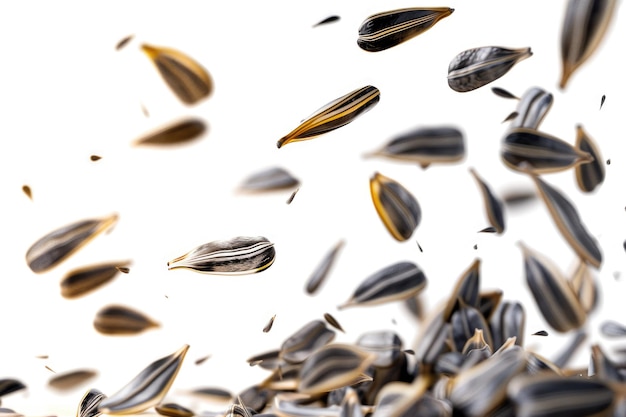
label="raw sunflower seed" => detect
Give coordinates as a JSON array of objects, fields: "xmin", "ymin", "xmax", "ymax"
[
  {"xmin": 77, "ymin": 388, "xmax": 106, "ymax": 417},
  {"xmin": 365, "ymin": 126, "xmax": 465, "ymax": 168},
  {"xmin": 529, "ymin": 173, "xmax": 602, "ymax": 268},
  {"xmin": 413, "ymin": 312, "xmax": 451, "ymax": 368},
  {"xmin": 525, "ymin": 352, "xmax": 563, "ymax": 375},
  {"xmin": 370, "ymin": 172, "xmax": 421, "ymax": 242},
  {"xmin": 0, "ymin": 380, "xmax": 25, "ymax": 397},
  {"xmin": 134, "ymin": 118, "xmax": 206, "ymax": 146},
  {"xmin": 491, "ymin": 87, "xmax": 518, "ymax": 100},
  {"xmin": 305, "ymin": 240, "xmax": 345, "ymax": 294},
  {"xmin": 462, "ymin": 329, "xmax": 490, "ymax": 355},
  {"xmin": 21, "ymin": 185, "xmax": 32, "ymax": 200},
  {"xmin": 168, "ymin": 236, "xmax": 275, "ymax": 275},
  {"xmin": 532, "ymin": 330, "xmax": 549, "ymax": 336},
  {"xmin": 518, "ymin": 242, "xmax": 586, "ymax": 332},
  {"xmin": 501, "ymin": 128, "xmax": 593, "ymax": 173},
  {"xmin": 60, "ymin": 261, "xmax": 131, "ymax": 299},
  {"xmin": 115, "ymin": 35, "xmax": 133, "ymax": 51},
  {"xmin": 280, "ymin": 320, "xmax": 335, "ymax": 364},
  {"xmin": 559, "ymin": 0, "xmax": 617, "ymax": 88},
  {"xmin": 324, "ymin": 313, "xmax": 345, "ymax": 333},
  {"xmin": 93, "ymin": 305, "xmax": 159, "ymax": 335},
  {"xmin": 48, "ymin": 369, "xmax": 97, "ymax": 391},
  {"xmin": 98, "ymin": 344, "xmax": 189, "ymax": 415},
  {"xmin": 338, "ymin": 261, "xmax": 427, "ymax": 309},
  {"xmin": 313, "ymin": 15, "xmax": 340, "ymax": 27},
  {"xmin": 469, "ymin": 168, "xmax": 506, "ymax": 234},
  {"xmin": 155, "ymin": 403, "xmax": 194, "ymax": 417},
  {"xmin": 574, "ymin": 124, "xmax": 605, "ymax": 192},
  {"xmin": 26, "ymin": 213, "xmax": 118, "ymax": 273},
  {"xmin": 357, "ymin": 8, "xmax": 453, "ymax": 52},
  {"xmin": 447, "ymin": 46, "xmax": 532, "ymax": 92},
  {"xmin": 246, "ymin": 350, "xmax": 282, "ymax": 370},
  {"xmin": 263, "ymin": 315, "xmax": 276, "ymax": 333},
  {"xmin": 600, "ymin": 320, "xmax": 626, "ymax": 338},
  {"xmin": 490, "ymin": 301, "xmax": 525, "ymax": 350},
  {"xmin": 239, "ymin": 167, "xmax": 299, "ymax": 192},
  {"xmin": 443, "ymin": 258, "xmax": 481, "ymax": 321},
  {"xmin": 141, "ymin": 44, "xmax": 213, "ymax": 105},
  {"xmin": 276, "ymin": 85, "xmax": 379, "ymax": 148},
  {"xmin": 509, "ymin": 87, "xmax": 554, "ymax": 130}
]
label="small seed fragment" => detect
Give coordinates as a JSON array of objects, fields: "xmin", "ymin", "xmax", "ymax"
[
  {"xmin": 305, "ymin": 240, "xmax": 345, "ymax": 294},
  {"xmin": 90, "ymin": 155, "xmax": 102, "ymax": 161},
  {"xmin": 194, "ymin": 355, "xmax": 211, "ymax": 366},
  {"xmin": 239, "ymin": 167, "xmax": 300, "ymax": 192},
  {"xmin": 155, "ymin": 403, "xmax": 194, "ymax": 417},
  {"xmin": 313, "ymin": 15, "xmax": 340, "ymax": 27},
  {"xmin": 324, "ymin": 313, "xmax": 345, "ymax": 333},
  {"xmin": 574, "ymin": 124, "xmax": 605, "ymax": 193},
  {"xmin": 600, "ymin": 94, "xmax": 606, "ymax": 109},
  {"xmin": 168, "ymin": 236, "xmax": 275, "ymax": 275},
  {"xmin": 370, "ymin": 172, "xmax": 421, "ymax": 242},
  {"xmin": 532, "ymin": 330, "xmax": 549, "ymax": 336},
  {"xmin": 115, "ymin": 35, "xmax": 133, "ymax": 51},
  {"xmin": 501, "ymin": 111, "xmax": 518, "ymax": 123},
  {"xmin": 276, "ymin": 86, "xmax": 379, "ymax": 148},
  {"xmin": 264, "ymin": 315, "xmax": 276, "ymax": 333},
  {"xmin": 443, "ymin": 258, "xmax": 481, "ymax": 321},
  {"xmin": 61, "ymin": 261, "xmax": 131, "ymax": 298},
  {"xmin": 491, "ymin": 87, "xmax": 518, "ymax": 100},
  {"xmin": 48, "ymin": 369, "xmax": 97, "ymax": 391},
  {"xmin": 286, "ymin": 188, "xmax": 299, "ymax": 205},
  {"xmin": 93, "ymin": 305, "xmax": 159, "ymax": 335},
  {"xmin": 448, "ymin": 46, "xmax": 532, "ymax": 92},
  {"xmin": 21, "ymin": 185, "xmax": 32, "ymax": 200},
  {"xmin": 357, "ymin": 8, "xmax": 453, "ymax": 52},
  {"xmin": 469, "ymin": 168, "xmax": 506, "ymax": 234},
  {"xmin": 134, "ymin": 118, "xmax": 206, "ymax": 146}
]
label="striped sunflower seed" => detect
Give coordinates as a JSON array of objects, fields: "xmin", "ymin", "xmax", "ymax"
[
  {"xmin": 370, "ymin": 172, "xmax": 421, "ymax": 242},
  {"xmin": 509, "ymin": 87, "xmax": 553, "ymax": 130},
  {"xmin": 447, "ymin": 46, "xmax": 532, "ymax": 92},
  {"xmin": 93, "ymin": 305, "xmax": 159, "ymax": 335},
  {"xmin": 133, "ymin": 118, "xmax": 206, "ymax": 146},
  {"xmin": 469, "ymin": 168, "xmax": 506, "ymax": 234},
  {"xmin": 276, "ymin": 86, "xmax": 379, "ymax": 148},
  {"xmin": 188, "ymin": 386, "xmax": 233, "ymax": 402},
  {"xmin": 141, "ymin": 44, "xmax": 213, "ymax": 105},
  {"xmin": 77, "ymin": 388, "xmax": 106, "ymax": 417},
  {"xmin": 280, "ymin": 320, "xmax": 335, "ymax": 364},
  {"xmin": 168, "ymin": 236, "xmax": 275, "ymax": 275},
  {"xmin": 338, "ymin": 262, "xmax": 427, "ymax": 309},
  {"xmin": 574, "ymin": 124, "xmax": 605, "ymax": 193},
  {"xmin": 60, "ymin": 261, "xmax": 131, "ymax": 299},
  {"xmin": 48, "ymin": 369, "xmax": 97, "ymax": 391},
  {"xmin": 246, "ymin": 350, "xmax": 283, "ymax": 370},
  {"xmin": 26, "ymin": 213, "xmax": 118, "ymax": 273},
  {"xmin": 239, "ymin": 167, "xmax": 300, "ymax": 192},
  {"xmin": 560, "ymin": 0, "xmax": 617, "ymax": 88},
  {"xmin": 305, "ymin": 240, "xmax": 345, "ymax": 295},
  {"xmin": 98, "ymin": 345, "xmax": 189, "ymax": 415},
  {"xmin": 155, "ymin": 403, "xmax": 194, "ymax": 417},
  {"xmin": 525, "ymin": 352, "xmax": 563, "ymax": 375},
  {"xmin": 357, "ymin": 8, "xmax": 453, "ymax": 52}
]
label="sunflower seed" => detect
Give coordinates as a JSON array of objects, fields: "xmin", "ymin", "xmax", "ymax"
[
  {"xmin": 490, "ymin": 301, "xmax": 525, "ymax": 350},
  {"xmin": 276, "ymin": 86, "xmax": 379, "ymax": 148},
  {"xmin": 0, "ymin": 380, "xmax": 25, "ymax": 397},
  {"xmin": 134, "ymin": 118, "xmax": 206, "ymax": 146},
  {"xmin": 600, "ymin": 94, "xmax": 606, "ymax": 109},
  {"xmin": 491, "ymin": 87, "xmax": 518, "ymax": 100},
  {"xmin": 365, "ymin": 126, "xmax": 465, "ymax": 168},
  {"xmin": 90, "ymin": 155, "xmax": 102, "ymax": 161},
  {"xmin": 48, "ymin": 369, "xmax": 97, "ymax": 391},
  {"xmin": 298, "ymin": 344, "xmax": 375, "ymax": 394},
  {"xmin": 115, "ymin": 35, "xmax": 133, "ymax": 51},
  {"xmin": 447, "ymin": 46, "xmax": 532, "ymax": 92},
  {"xmin": 324, "ymin": 313, "xmax": 345, "ymax": 333},
  {"xmin": 559, "ymin": 0, "xmax": 617, "ymax": 88},
  {"xmin": 529, "ymin": 174, "xmax": 602, "ymax": 268},
  {"xmin": 246, "ymin": 350, "xmax": 283, "ymax": 370},
  {"xmin": 93, "ymin": 305, "xmax": 159, "ymax": 335},
  {"xmin": 575, "ymin": 124, "xmax": 605, "ymax": 192},
  {"xmin": 168, "ymin": 236, "xmax": 275, "ymax": 275},
  {"xmin": 60, "ymin": 261, "xmax": 131, "ymax": 298},
  {"xmin": 240, "ymin": 167, "xmax": 300, "ymax": 192},
  {"xmin": 450, "ymin": 303, "xmax": 493, "ymax": 353},
  {"xmin": 155, "ymin": 403, "xmax": 194, "ymax": 417},
  {"xmin": 552, "ymin": 330, "xmax": 587, "ymax": 368},
  {"xmin": 98, "ymin": 345, "xmax": 189, "ymax": 414},
  {"xmin": 280, "ymin": 320, "xmax": 335, "ymax": 364},
  {"xmin": 369, "ymin": 172, "xmax": 421, "ymax": 242},
  {"xmin": 305, "ymin": 240, "xmax": 345, "ymax": 294},
  {"xmin": 45, "ymin": 365, "xmax": 55, "ymax": 373},
  {"xmin": 264, "ymin": 315, "xmax": 276, "ymax": 333},
  {"xmin": 372, "ymin": 378, "xmax": 431, "ymax": 417},
  {"xmin": 470, "ymin": 168, "xmax": 506, "ymax": 234},
  {"xmin": 501, "ymin": 128, "xmax": 593, "ymax": 173},
  {"xmin": 600, "ymin": 321, "xmax": 626, "ymax": 338},
  {"xmin": 338, "ymin": 262, "xmax": 427, "ymax": 309},
  {"xmin": 141, "ymin": 44, "xmax": 213, "ymax": 105},
  {"xmin": 356, "ymin": 331, "xmax": 403, "ymax": 368},
  {"xmin": 26, "ymin": 213, "xmax": 118, "ymax": 273},
  {"xmin": 313, "ymin": 15, "xmax": 340, "ymax": 27},
  {"xmin": 532, "ymin": 330, "xmax": 549, "ymax": 336},
  {"xmin": 21, "ymin": 185, "xmax": 32, "ymax": 200},
  {"xmin": 462, "ymin": 329, "xmax": 490, "ymax": 355},
  {"xmin": 509, "ymin": 87, "xmax": 553, "ymax": 130},
  {"xmin": 357, "ymin": 8, "xmax": 453, "ymax": 52},
  {"xmin": 518, "ymin": 242, "xmax": 586, "ymax": 332},
  {"xmin": 77, "ymin": 389, "xmax": 106, "ymax": 417},
  {"xmin": 286, "ymin": 188, "xmax": 300, "ymax": 205},
  {"xmin": 443, "ymin": 258, "xmax": 481, "ymax": 321}
]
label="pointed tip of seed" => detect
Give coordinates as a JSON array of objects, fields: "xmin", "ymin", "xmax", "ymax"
[
  {"xmin": 140, "ymin": 44, "xmax": 159, "ymax": 59},
  {"xmin": 276, "ymin": 138, "xmax": 286, "ymax": 148}
]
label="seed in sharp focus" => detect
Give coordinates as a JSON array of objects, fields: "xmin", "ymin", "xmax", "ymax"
[
  {"xmin": 338, "ymin": 261, "xmax": 427, "ymax": 309},
  {"xmin": 115, "ymin": 34, "xmax": 133, "ymax": 50},
  {"xmin": 574, "ymin": 124, "xmax": 605, "ymax": 193},
  {"xmin": 600, "ymin": 320, "xmax": 626, "ymax": 338},
  {"xmin": 77, "ymin": 388, "xmax": 106, "ymax": 417},
  {"xmin": 370, "ymin": 172, "xmax": 421, "ymax": 241},
  {"xmin": 447, "ymin": 46, "xmax": 532, "ymax": 92},
  {"xmin": 518, "ymin": 242, "xmax": 586, "ymax": 332},
  {"xmin": 98, "ymin": 345, "xmax": 189, "ymax": 415},
  {"xmin": 21, "ymin": 185, "xmax": 32, "ymax": 200},
  {"xmin": 286, "ymin": 188, "xmax": 299, "ymax": 205},
  {"xmin": 93, "ymin": 304, "xmax": 159, "ymax": 335},
  {"xmin": 60, "ymin": 261, "xmax": 131, "ymax": 298},
  {"xmin": 280, "ymin": 320, "xmax": 335, "ymax": 364},
  {"xmin": 509, "ymin": 87, "xmax": 554, "ymax": 130},
  {"xmin": 323, "ymin": 313, "xmax": 345, "ymax": 333},
  {"xmin": 276, "ymin": 85, "xmax": 379, "ymax": 148},
  {"xmin": 501, "ymin": 111, "xmax": 518, "ymax": 123},
  {"xmin": 529, "ymin": 173, "xmax": 602, "ymax": 268},
  {"xmin": 305, "ymin": 239, "xmax": 345, "ymax": 295},
  {"xmin": 0, "ymin": 379, "xmax": 26, "ymax": 397},
  {"xmin": 473, "ymin": 244, "xmax": 478, "ymax": 250},
  {"xmin": 364, "ymin": 126, "xmax": 465, "ymax": 168},
  {"xmin": 90, "ymin": 155, "xmax": 102, "ymax": 161},
  {"xmin": 491, "ymin": 86, "xmax": 519, "ymax": 100},
  {"xmin": 25, "ymin": 213, "xmax": 118, "ymax": 273},
  {"xmin": 470, "ymin": 167, "xmax": 506, "ymax": 234},
  {"xmin": 532, "ymin": 330, "xmax": 549, "ymax": 336},
  {"xmin": 600, "ymin": 94, "xmax": 606, "ymax": 109},
  {"xmin": 559, "ymin": 0, "xmax": 617, "ymax": 89},
  {"xmin": 357, "ymin": 8, "xmax": 453, "ymax": 52},
  {"xmin": 501, "ymin": 128, "xmax": 593, "ymax": 174},
  {"xmin": 168, "ymin": 236, "xmax": 275, "ymax": 275},
  {"xmin": 48, "ymin": 369, "xmax": 97, "ymax": 391},
  {"xmin": 134, "ymin": 118, "xmax": 206, "ymax": 146},
  {"xmin": 263, "ymin": 315, "xmax": 276, "ymax": 333},
  {"xmin": 155, "ymin": 403, "xmax": 194, "ymax": 417},
  {"xmin": 239, "ymin": 167, "xmax": 300, "ymax": 192},
  {"xmin": 313, "ymin": 15, "xmax": 340, "ymax": 27},
  {"xmin": 141, "ymin": 44, "xmax": 213, "ymax": 105}
]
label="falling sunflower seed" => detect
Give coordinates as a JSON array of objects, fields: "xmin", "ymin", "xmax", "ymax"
[
  {"xmin": 323, "ymin": 313, "xmax": 345, "ymax": 333},
  {"xmin": 469, "ymin": 168, "xmax": 506, "ymax": 234},
  {"xmin": 116, "ymin": 266, "xmax": 130, "ymax": 274},
  {"xmin": 115, "ymin": 34, "xmax": 133, "ymax": 51},
  {"xmin": 98, "ymin": 345, "xmax": 189, "ymax": 415},
  {"xmin": 370, "ymin": 172, "xmax": 421, "ymax": 242},
  {"xmin": 357, "ymin": 8, "xmax": 453, "ymax": 52},
  {"xmin": 574, "ymin": 124, "xmax": 605, "ymax": 193},
  {"xmin": 25, "ymin": 213, "xmax": 118, "ymax": 273},
  {"xmin": 532, "ymin": 330, "xmax": 549, "ymax": 336},
  {"xmin": 313, "ymin": 15, "xmax": 340, "ymax": 27},
  {"xmin": 77, "ymin": 388, "xmax": 106, "ymax": 417},
  {"xmin": 600, "ymin": 320, "xmax": 626, "ymax": 338},
  {"xmin": 48, "ymin": 369, "xmax": 97, "ymax": 391},
  {"xmin": 490, "ymin": 301, "xmax": 525, "ymax": 349},
  {"xmin": 450, "ymin": 303, "xmax": 493, "ymax": 352},
  {"xmin": 264, "ymin": 315, "xmax": 276, "ymax": 333},
  {"xmin": 280, "ymin": 320, "xmax": 335, "ymax": 364},
  {"xmin": 305, "ymin": 240, "xmax": 345, "ymax": 295},
  {"xmin": 0, "ymin": 380, "xmax": 25, "ymax": 398},
  {"xmin": 93, "ymin": 304, "xmax": 159, "ymax": 335},
  {"xmin": 168, "ymin": 236, "xmax": 275, "ymax": 275},
  {"xmin": 286, "ymin": 188, "xmax": 299, "ymax": 205},
  {"xmin": 559, "ymin": 0, "xmax": 617, "ymax": 89},
  {"xmin": 60, "ymin": 261, "xmax": 131, "ymax": 298},
  {"xmin": 21, "ymin": 185, "xmax": 32, "ymax": 200},
  {"xmin": 141, "ymin": 44, "xmax": 213, "ymax": 105},
  {"xmin": 509, "ymin": 87, "xmax": 554, "ymax": 130},
  {"xmin": 276, "ymin": 85, "xmax": 379, "ymax": 148},
  {"xmin": 134, "ymin": 118, "xmax": 206, "ymax": 146},
  {"xmin": 442, "ymin": 258, "xmax": 481, "ymax": 321},
  {"xmin": 239, "ymin": 167, "xmax": 300, "ymax": 192},
  {"xmin": 155, "ymin": 403, "xmax": 194, "ymax": 417},
  {"xmin": 448, "ymin": 46, "xmax": 532, "ymax": 92},
  {"xmin": 491, "ymin": 87, "xmax": 518, "ymax": 100},
  {"xmin": 338, "ymin": 261, "xmax": 427, "ymax": 309}
]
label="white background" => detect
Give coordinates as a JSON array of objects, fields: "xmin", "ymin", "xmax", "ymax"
[{"xmin": 0, "ymin": 1, "xmax": 624, "ymax": 415}]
